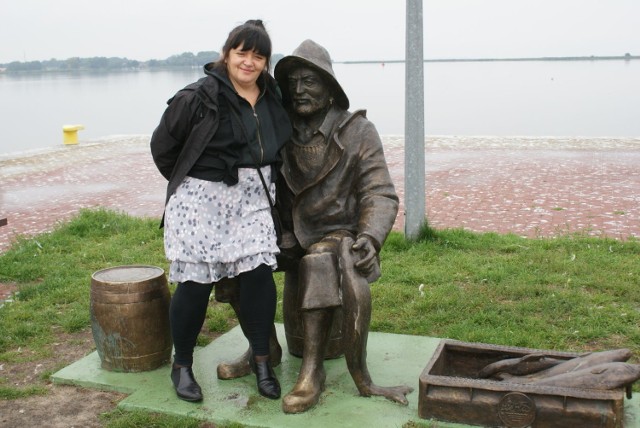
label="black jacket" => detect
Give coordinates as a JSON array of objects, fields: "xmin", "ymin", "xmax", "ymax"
[{"xmin": 150, "ymin": 63, "xmax": 292, "ymax": 223}]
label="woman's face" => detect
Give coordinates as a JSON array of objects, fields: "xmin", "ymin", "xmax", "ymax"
[{"xmin": 226, "ymin": 44, "xmax": 267, "ymax": 89}]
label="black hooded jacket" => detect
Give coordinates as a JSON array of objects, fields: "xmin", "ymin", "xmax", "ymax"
[{"xmin": 150, "ymin": 63, "xmax": 292, "ymax": 219}]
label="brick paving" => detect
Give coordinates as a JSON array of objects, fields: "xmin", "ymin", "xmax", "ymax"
[{"xmin": 1, "ymin": 135, "xmax": 639, "ymax": 255}]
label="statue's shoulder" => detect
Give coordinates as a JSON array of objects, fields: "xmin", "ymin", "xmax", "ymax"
[
  {"xmin": 336, "ymin": 109, "xmax": 378, "ymax": 137},
  {"xmin": 338, "ymin": 109, "xmax": 369, "ymax": 127}
]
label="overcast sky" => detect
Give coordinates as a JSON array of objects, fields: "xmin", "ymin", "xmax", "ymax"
[{"xmin": 1, "ymin": 0, "xmax": 638, "ymax": 64}]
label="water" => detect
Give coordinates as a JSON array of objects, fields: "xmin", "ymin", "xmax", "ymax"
[
  {"xmin": 350, "ymin": 60, "xmax": 640, "ymax": 138},
  {"xmin": 0, "ymin": 69, "xmax": 202, "ymax": 155},
  {"xmin": 1, "ymin": 60, "xmax": 638, "ymax": 156}
]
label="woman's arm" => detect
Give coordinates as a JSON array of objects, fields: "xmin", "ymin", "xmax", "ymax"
[{"xmin": 150, "ymin": 91, "xmax": 198, "ymax": 180}]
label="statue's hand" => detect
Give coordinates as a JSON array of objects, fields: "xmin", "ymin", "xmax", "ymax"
[{"xmin": 351, "ymin": 235, "xmax": 377, "ymax": 277}]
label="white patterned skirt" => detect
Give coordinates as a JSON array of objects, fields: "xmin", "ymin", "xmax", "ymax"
[{"xmin": 164, "ymin": 167, "xmax": 279, "ymax": 284}]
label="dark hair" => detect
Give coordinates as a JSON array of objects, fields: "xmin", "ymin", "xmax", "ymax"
[{"xmin": 217, "ymin": 19, "xmax": 272, "ymax": 71}]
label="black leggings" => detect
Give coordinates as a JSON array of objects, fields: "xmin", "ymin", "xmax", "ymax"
[{"xmin": 170, "ymin": 264, "xmax": 276, "ymax": 366}]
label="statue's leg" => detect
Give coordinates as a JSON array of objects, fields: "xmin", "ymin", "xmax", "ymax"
[
  {"xmin": 216, "ymin": 279, "xmax": 282, "ymax": 380},
  {"xmin": 338, "ymin": 237, "xmax": 414, "ymax": 405},
  {"xmin": 282, "ymin": 308, "xmax": 333, "ymax": 414}
]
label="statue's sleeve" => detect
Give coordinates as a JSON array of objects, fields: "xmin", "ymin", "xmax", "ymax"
[{"xmin": 355, "ymin": 121, "xmax": 399, "ymax": 251}]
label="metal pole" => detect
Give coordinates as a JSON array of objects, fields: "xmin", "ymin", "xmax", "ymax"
[{"xmin": 404, "ymin": 0, "xmax": 425, "ymax": 239}]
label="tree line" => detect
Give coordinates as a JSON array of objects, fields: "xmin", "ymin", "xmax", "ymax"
[{"xmin": 0, "ymin": 51, "xmax": 222, "ymax": 73}]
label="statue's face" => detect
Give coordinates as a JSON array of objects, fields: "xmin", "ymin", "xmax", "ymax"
[{"xmin": 287, "ymin": 66, "xmax": 333, "ymax": 117}]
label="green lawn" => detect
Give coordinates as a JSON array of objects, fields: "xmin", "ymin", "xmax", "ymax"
[{"xmin": 1, "ymin": 208, "xmax": 638, "ymax": 427}]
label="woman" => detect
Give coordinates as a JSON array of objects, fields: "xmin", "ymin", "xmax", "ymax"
[{"xmin": 150, "ymin": 19, "xmax": 291, "ymax": 402}]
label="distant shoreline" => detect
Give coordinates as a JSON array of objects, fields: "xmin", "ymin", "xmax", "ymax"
[
  {"xmin": 335, "ymin": 55, "xmax": 639, "ymax": 64},
  {"xmin": 1, "ymin": 54, "xmax": 637, "ymax": 74}
]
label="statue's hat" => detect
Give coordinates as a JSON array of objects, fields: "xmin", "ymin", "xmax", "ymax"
[{"xmin": 275, "ymin": 39, "xmax": 349, "ymax": 110}]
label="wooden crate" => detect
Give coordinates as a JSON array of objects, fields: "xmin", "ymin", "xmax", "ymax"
[{"xmin": 419, "ymin": 340, "xmax": 625, "ymax": 427}]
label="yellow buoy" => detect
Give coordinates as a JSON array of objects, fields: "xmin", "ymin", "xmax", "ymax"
[{"xmin": 63, "ymin": 124, "xmax": 85, "ymax": 145}]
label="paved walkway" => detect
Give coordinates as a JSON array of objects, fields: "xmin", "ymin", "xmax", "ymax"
[{"xmin": 1, "ymin": 135, "xmax": 639, "ymax": 255}]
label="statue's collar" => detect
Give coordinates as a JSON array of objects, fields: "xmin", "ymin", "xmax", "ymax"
[{"xmin": 292, "ymin": 105, "xmax": 342, "ymax": 139}]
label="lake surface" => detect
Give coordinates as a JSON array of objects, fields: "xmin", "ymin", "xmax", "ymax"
[{"xmin": 1, "ymin": 60, "xmax": 638, "ymax": 155}]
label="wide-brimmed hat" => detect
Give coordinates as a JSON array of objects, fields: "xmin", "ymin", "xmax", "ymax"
[{"xmin": 275, "ymin": 39, "xmax": 349, "ymax": 110}]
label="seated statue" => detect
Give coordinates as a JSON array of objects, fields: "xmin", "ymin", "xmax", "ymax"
[{"xmin": 216, "ymin": 39, "xmax": 413, "ymax": 414}]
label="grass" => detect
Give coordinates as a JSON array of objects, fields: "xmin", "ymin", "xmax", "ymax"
[
  {"xmin": 1, "ymin": 208, "xmax": 639, "ymax": 427},
  {"xmin": 377, "ymin": 224, "xmax": 640, "ymax": 353}
]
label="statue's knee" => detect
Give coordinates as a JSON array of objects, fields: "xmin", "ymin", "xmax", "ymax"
[{"xmin": 306, "ymin": 240, "xmax": 335, "ymax": 256}]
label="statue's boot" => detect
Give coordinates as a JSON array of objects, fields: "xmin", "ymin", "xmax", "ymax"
[
  {"xmin": 217, "ymin": 298, "xmax": 282, "ymax": 380},
  {"xmin": 282, "ymin": 309, "xmax": 332, "ymax": 414},
  {"xmin": 217, "ymin": 346, "xmax": 252, "ymax": 380},
  {"xmin": 339, "ymin": 237, "xmax": 414, "ymax": 404}
]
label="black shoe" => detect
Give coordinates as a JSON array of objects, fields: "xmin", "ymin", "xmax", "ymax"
[
  {"xmin": 171, "ymin": 365, "xmax": 203, "ymax": 402},
  {"xmin": 250, "ymin": 356, "xmax": 281, "ymax": 399}
]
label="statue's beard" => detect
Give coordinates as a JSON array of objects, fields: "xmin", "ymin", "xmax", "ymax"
[{"xmin": 292, "ymin": 99, "xmax": 330, "ymax": 118}]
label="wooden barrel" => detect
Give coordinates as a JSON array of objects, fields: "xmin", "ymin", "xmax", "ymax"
[
  {"xmin": 90, "ymin": 265, "xmax": 172, "ymax": 372},
  {"xmin": 283, "ymin": 270, "xmax": 344, "ymax": 359}
]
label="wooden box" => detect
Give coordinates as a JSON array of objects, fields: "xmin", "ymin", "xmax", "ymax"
[{"xmin": 418, "ymin": 340, "xmax": 626, "ymax": 427}]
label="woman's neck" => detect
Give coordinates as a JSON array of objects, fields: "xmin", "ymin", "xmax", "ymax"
[{"xmin": 231, "ymin": 80, "xmax": 260, "ymax": 107}]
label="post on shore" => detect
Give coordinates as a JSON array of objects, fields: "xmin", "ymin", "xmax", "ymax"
[{"xmin": 404, "ymin": 0, "xmax": 426, "ymax": 239}]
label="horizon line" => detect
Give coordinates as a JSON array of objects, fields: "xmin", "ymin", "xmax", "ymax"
[
  {"xmin": 334, "ymin": 54, "xmax": 639, "ymax": 64},
  {"xmin": 1, "ymin": 53, "xmax": 638, "ymax": 66}
]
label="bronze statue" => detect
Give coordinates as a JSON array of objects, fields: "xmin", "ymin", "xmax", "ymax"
[
  {"xmin": 478, "ymin": 348, "xmax": 640, "ymax": 394},
  {"xmin": 215, "ymin": 39, "xmax": 413, "ymax": 413},
  {"xmin": 274, "ymin": 39, "xmax": 412, "ymax": 413}
]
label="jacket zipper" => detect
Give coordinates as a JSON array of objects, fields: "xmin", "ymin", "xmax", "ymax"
[{"xmin": 253, "ymin": 108, "xmax": 264, "ymax": 164}]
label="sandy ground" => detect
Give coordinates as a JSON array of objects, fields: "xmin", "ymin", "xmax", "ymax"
[{"xmin": 0, "ymin": 329, "xmax": 127, "ymax": 427}]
